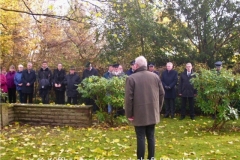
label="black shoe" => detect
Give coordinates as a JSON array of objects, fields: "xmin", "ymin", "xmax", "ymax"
[
  {"xmin": 190, "ymin": 117, "xmax": 195, "ymax": 120},
  {"xmin": 180, "ymin": 116, "xmax": 185, "ymax": 120},
  {"xmin": 171, "ymin": 115, "xmax": 175, "ymax": 119}
]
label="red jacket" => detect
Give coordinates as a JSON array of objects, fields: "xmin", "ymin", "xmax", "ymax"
[{"xmin": 0, "ymin": 73, "xmax": 8, "ymax": 93}]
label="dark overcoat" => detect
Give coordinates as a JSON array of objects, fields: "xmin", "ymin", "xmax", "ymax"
[
  {"xmin": 82, "ymin": 68, "xmax": 98, "ymax": 80},
  {"xmin": 38, "ymin": 68, "xmax": 52, "ymax": 90},
  {"xmin": 161, "ymin": 70, "xmax": 178, "ymax": 98},
  {"xmin": 178, "ymin": 70, "xmax": 197, "ymax": 97},
  {"xmin": 53, "ymin": 69, "xmax": 66, "ymax": 91},
  {"xmin": 21, "ymin": 69, "xmax": 36, "ymax": 94},
  {"xmin": 64, "ymin": 73, "xmax": 81, "ymax": 97},
  {"xmin": 124, "ymin": 66, "xmax": 165, "ymax": 126}
]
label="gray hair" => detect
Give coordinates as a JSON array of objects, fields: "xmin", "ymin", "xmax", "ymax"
[
  {"xmin": 18, "ymin": 64, "xmax": 24, "ymax": 68},
  {"xmin": 135, "ymin": 56, "xmax": 147, "ymax": 67}
]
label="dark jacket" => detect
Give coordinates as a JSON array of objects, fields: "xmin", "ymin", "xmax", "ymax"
[
  {"xmin": 125, "ymin": 66, "xmax": 165, "ymax": 126},
  {"xmin": 21, "ymin": 69, "xmax": 36, "ymax": 94},
  {"xmin": 53, "ymin": 69, "xmax": 66, "ymax": 91},
  {"xmin": 161, "ymin": 69, "xmax": 178, "ymax": 98},
  {"xmin": 64, "ymin": 73, "xmax": 81, "ymax": 97},
  {"xmin": 179, "ymin": 70, "xmax": 197, "ymax": 97},
  {"xmin": 103, "ymin": 71, "xmax": 111, "ymax": 79},
  {"xmin": 14, "ymin": 71, "xmax": 23, "ymax": 91},
  {"xmin": 126, "ymin": 68, "xmax": 134, "ymax": 76},
  {"xmin": 38, "ymin": 68, "xmax": 52, "ymax": 90},
  {"xmin": 82, "ymin": 67, "xmax": 98, "ymax": 80},
  {"xmin": 6, "ymin": 71, "xmax": 16, "ymax": 88},
  {"xmin": 150, "ymin": 70, "xmax": 160, "ymax": 76}
]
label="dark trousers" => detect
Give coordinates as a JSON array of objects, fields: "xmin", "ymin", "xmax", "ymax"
[
  {"xmin": 40, "ymin": 89, "xmax": 49, "ymax": 104},
  {"xmin": 67, "ymin": 97, "xmax": 77, "ymax": 105},
  {"xmin": 134, "ymin": 124, "xmax": 155, "ymax": 160},
  {"xmin": 23, "ymin": 93, "xmax": 33, "ymax": 103},
  {"xmin": 8, "ymin": 88, "xmax": 16, "ymax": 103},
  {"xmin": 181, "ymin": 97, "xmax": 195, "ymax": 118},
  {"xmin": 85, "ymin": 98, "xmax": 99, "ymax": 112},
  {"xmin": 164, "ymin": 98, "xmax": 175, "ymax": 117},
  {"xmin": 17, "ymin": 90, "xmax": 24, "ymax": 103},
  {"xmin": 55, "ymin": 90, "xmax": 65, "ymax": 104}
]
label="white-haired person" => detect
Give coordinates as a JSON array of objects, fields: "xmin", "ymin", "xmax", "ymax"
[
  {"xmin": 125, "ymin": 56, "xmax": 165, "ymax": 160},
  {"xmin": 161, "ymin": 62, "xmax": 178, "ymax": 119},
  {"xmin": 14, "ymin": 64, "xmax": 24, "ymax": 103}
]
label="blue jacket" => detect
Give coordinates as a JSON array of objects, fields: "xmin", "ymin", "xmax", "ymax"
[
  {"xmin": 14, "ymin": 71, "xmax": 23, "ymax": 91},
  {"xmin": 126, "ymin": 68, "xmax": 134, "ymax": 76},
  {"xmin": 161, "ymin": 69, "xmax": 178, "ymax": 98},
  {"xmin": 103, "ymin": 71, "xmax": 111, "ymax": 79}
]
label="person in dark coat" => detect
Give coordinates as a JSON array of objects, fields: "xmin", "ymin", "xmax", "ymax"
[
  {"xmin": 125, "ymin": 56, "xmax": 165, "ymax": 160},
  {"xmin": 53, "ymin": 63, "xmax": 66, "ymax": 104},
  {"xmin": 64, "ymin": 66, "xmax": 81, "ymax": 104},
  {"xmin": 82, "ymin": 62, "xmax": 98, "ymax": 112},
  {"xmin": 148, "ymin": 62, "xmax": 159, "ymax": 76},
  {"xmin": 103, "ymin": 64, "xmax": 113, "ymax": 79},
  {"xmin": 38, "ymin": 61, "xmax": 52, "ymax": 104},
  {"xmin": 82, "ymin": 62, "xmax": 98, "ymax": 80},
  {"xmin": 6, "ymin": 65, "xmax": 16, "ymax": 103},
  {"xmin": 161, "ymin": 62, "xmax": 178, "ymax": 118},
  {"xmin": 14, "ymin": 64, "xmax": 24, "ymax": 103},
  {"xmin": 179, "ymin": 63, "xmax": 197, "ymax": 120},
  {"xmin": 21, "ymin": 62, "xmax": 36, "ymax": 103},
  {"xmin": 126, "ymin": 60, "xmax": 136, "ymax": 76}
]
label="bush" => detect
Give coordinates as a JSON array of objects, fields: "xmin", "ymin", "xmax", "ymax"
[
  {"xmin": 77, "ymin": 76, "xmax": 127, "ymax": 126},
  {"xmin": 191, "ymin": 68, "xmax": 240, "ymax": 130}
]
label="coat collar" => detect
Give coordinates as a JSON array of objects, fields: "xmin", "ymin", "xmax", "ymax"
[{"xmin": 134, "ymin": 66, "xmax": 147, "ymax": 73}]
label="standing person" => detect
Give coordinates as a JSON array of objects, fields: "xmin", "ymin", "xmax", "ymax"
[
  {"xmin": 103, "ymin": 64, "xmax": 113, "ymax": 79},
  {"xmin": 148, "ymin": 62, "xmax": 160, "ymax": 76},
  {"xmin": 53, "ymin": 63, "xmax": 66, "ymax": 104},
  {"xmin": 0, "ymin": 67, "xmax": 8, "ymax": 102},
  {"xmin": 125, "ymin": 56, "xmax": 165, "ymax": 160},
  {"xmin": 161, "ymin": 62, "xmax": 178, "ymax": 118},
  {"xmin": 14, "ymin": 64, "xmax": 24, "ymax": 103},
  {"xmin": 179, "ymin": 63, "xmax": 197, "ymax": 120},
  {"xmin": 6, "ymin": 65, "xmax": 16, "ymax": 103},
  {"xmin": 82, "ymin": 62, "xmax": 98, "ymax": 80},
  {"xmin": 214, "ymin": 61, "xmax": 222, "ymax": 73},
  {"xmin": 38, "ymin": 61, "xmax": 52, "ymax": 104},
  {"xmin": 1, "ymin": 67, "xmax": 7, "ymax": 76},
  {"xmin": 64, "ymin": 66, "xmax": 81, "ymax": 105},
  {"xmin": 82, "ymin": 62, "xmax": 98, "ymax": 112},
  {"xmin": 126, "ymin": 60, "xmax": 135, "ymax": 76},
  {"xmin": 22, "ymin": 62, "xmax": 36, "ymax": 103}
]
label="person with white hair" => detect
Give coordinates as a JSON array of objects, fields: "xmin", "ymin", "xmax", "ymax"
[
  {"xmin": 14, "ymin": 64, "xmax": 24, "ymax": 103},
  {"xmin": 125, "ymin": 56, "xmax": 165, "ymax": 160}
]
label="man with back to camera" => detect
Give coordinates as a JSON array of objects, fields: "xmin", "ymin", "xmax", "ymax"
[{"xmin": 125, "ymin": 56, "xmax": 165, "ymax": 160}]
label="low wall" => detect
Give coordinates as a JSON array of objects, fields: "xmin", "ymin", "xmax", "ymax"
[{"xmin": 0, "ymin": 103, "xmax": 92, "ymax": 128}]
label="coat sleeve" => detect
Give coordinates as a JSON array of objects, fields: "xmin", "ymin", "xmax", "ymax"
[
  {"xmin": 158, "ymin": 79, "xmax": 165, "ymax": 112},
  {"xmin": 124, "ymin": 77, "xmax": 134, "ymax": 118},
  {"xmin": 30, "ymin": 71, "xmax": 36, "ymax": 86},
  {"xmin": 76, "ymin": 75, "xmax": 81, "ymax": 85},
  {"xmin": 178, "ymin": 73, "xmax": 183, "ymax": 94},
  {"xmin": 0, "ymin": 74, "xmax": 7, "ymax": 85},
  {"xmin": 169, "ymin": 71, "xmax": 178, "ymax": 89},
  {"xmin": 60, "ymin": 70, "xmax": 66, "ymax": 85},
  {"xmin": 14, "ymin": 74, "xmax": 18, "ymax": 86},
  {"xmin": 161, "ymin": 73, "xmax": 166, "ymax": 87}
]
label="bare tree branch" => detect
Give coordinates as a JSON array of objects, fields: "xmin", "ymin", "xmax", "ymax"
[{"xmin": 21, "ymin": 0, "xmax": 41, "ymax": 23}]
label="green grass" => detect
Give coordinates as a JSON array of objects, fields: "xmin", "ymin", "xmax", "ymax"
[{"xmin": 0, "ymin": 116, "xmax": 239, "ymax": 160}]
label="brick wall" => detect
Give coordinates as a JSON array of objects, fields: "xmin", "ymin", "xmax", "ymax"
[{"xmin": 1, "ymin": 104, "xmax": 92, "ymax": 128}]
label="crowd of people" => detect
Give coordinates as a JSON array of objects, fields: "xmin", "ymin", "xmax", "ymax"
[{"xmin": 0, "ymin": 59, "xmax": 223, "ymax": 117}]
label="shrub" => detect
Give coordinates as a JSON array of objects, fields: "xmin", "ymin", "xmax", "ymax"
[{"xmin": 191, "ymin": 68, "xmax": 240, "ymax": 130}]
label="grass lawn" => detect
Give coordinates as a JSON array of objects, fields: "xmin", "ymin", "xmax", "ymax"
[{"xmin": 0, "ymin": 115, "xmax": 239, "ymax": 160}]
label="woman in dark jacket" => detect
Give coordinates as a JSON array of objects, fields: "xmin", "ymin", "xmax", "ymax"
[
  {"xmin": 64, "ymin": 66, "xmax": 81, "ymax": 105},
  {"xmin": 21, "ymin": 62, "xmax": 36, "ymax": 103},
  {"xmin": 161, "ymin": 62, "xmax": 178, "ymax": 118},
  {"xmin": 6, "ymin": 65, "xmax": 16, "ymax": 103},
  {"xmin": 179, "ymin": 63, "xmax": 197, "ymax": 120},
  {"xmin": 53, "ymin": 63, "xmax": 66, "ymax": 104}
]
